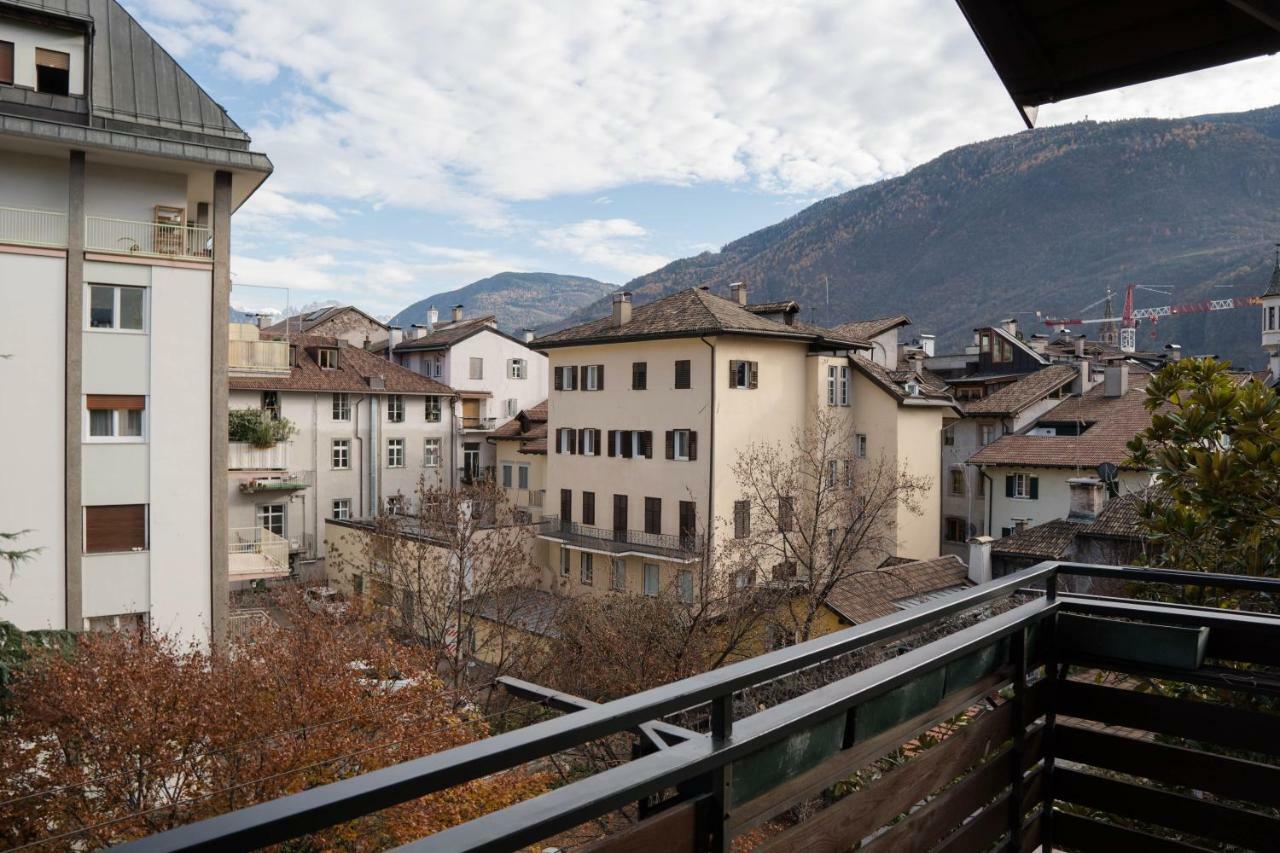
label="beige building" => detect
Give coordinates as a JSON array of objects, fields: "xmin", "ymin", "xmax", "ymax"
[
  {"xmin": 529, "ymin": 284, "xmax": 957, "ymax": 601},
  {"xmin": 261, "ymin": 305, "xmax": 388, "ymax": 349},
  {"xmin": 488, "ymin": 401, "xmax": 548, "ymax": 520}
]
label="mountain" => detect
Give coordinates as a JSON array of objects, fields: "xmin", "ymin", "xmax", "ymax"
[
  {"xmin": 564, "ymin": 104, "xmax": 1280, "ymax": 368},
  {"xmin": 229, "ymin": 300, "xmax": 344, "ymax": 325},
  {"xmin": 390, "ymin": 272, "xmax": 616, "ymax": 333}
]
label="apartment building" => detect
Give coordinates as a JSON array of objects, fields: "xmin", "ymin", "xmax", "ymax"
[
  {"xmin": 488, "ymin": 400, "xmax": 548, "ymax": 521},
  {"xmin": 0, "ymin": 0, "xmax": 271, "ymax": 645},
  {"xmin": 227, "ymin": 329, "xmax": 457, "ymax": 582},
  {"xmin": 529, "ymin": 284, "xmax": 956, "ymax": 601},
  {"xmin": 384, "ymin": 305, "xmax": 548, "ymax": 477}
]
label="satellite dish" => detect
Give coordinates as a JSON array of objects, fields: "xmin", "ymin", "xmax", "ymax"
[{"xmin": 1097, "ymin": 462, "xmax": 1118, "ymax": 484}]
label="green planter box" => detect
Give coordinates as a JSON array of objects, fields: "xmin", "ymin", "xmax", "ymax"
[{"xmin": 1057, "ymin": 613, "xmax": 1209, "ymax": 671}]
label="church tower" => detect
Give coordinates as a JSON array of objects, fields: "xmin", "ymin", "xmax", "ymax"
[{"xmin": 1262, "ymin": 244, "xmax": 1280, "ymax": 382}]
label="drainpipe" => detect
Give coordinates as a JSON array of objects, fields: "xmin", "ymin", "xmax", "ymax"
[
  {"xmin": 981, "ymin": 467, "xmax": 994, "ymax": 538},
  {"xmin": 451, "ymin": 395, "xmax": 460, "ymax": 491},
  {"xmin": 354, "ymin": 395, "xmax": 366, "ymax": 516},
  {"xmin": 699, "ymin": 336, "xmax": 716, "ymax": 570},
  {"xmin": 368, "ymin": 396, "xmax": 380, "ymax": 514}
]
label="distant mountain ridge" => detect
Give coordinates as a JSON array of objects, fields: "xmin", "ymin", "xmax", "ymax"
[
  {"xmin": 390, "ymin": 272, "xmax": 616, "ymax": 333},
  {"xmin": 562, "ymin": 104, "xmax": 1280, "ymax": 368}
]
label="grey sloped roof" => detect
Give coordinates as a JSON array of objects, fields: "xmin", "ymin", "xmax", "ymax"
[{"xmin": 2, "ymin": 0, "xmax": 251, "ymax": 147}]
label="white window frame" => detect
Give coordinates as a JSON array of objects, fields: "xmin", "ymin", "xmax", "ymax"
[
  {"xmin": 317, "ymin": 348, "xmax": 338, "ymax": 369},
  {"xmin": 643, "ymin": 562, "xmax": 660, "ymax": 597},
  {"xmin": 423, "ymin": 437, "xmax": 441, "ymax": 468},
  {"xmin": 509, "ymin": 358, "xmax": 526, "ymax": 379},
  {"xmin": 673, "ymin": 429, "xmax": 691, "ymax": 461},
  {"xmin": 430, "ymin": 356, "xmax": 443, "ymax": 379},
  {"xmin": 611, "ymin": 557, "xmax": 626, "ymax": 591},
  {"xmin": 85, "ymin": 403, "xmax": 146, "ymax": 443},
  {"xmin": 425, "ymin": 396, "xmax": 442, "ymax": 423},
  {"xmin": 560, "ymin": 548, "xmax": 571, "ymax": 577},
  {"xmin": 583, "ymin": 364, "xmax": 601, "ymax": 391},
  {"xmin": 257, "ymin": 503, "xmax": 285, "ymax": 536},
  {"xmin": 581, "ymin": 429, "xmax": 597, "ymax": 457},
  {"xmin": 386, "ymin": 438, "xmax": 405, "ymax": 468},
  {"xmin": 856, "ymin": 433, "xmax": 867, "ymax": 458},
  {"xmin": 86, "ymin": 284, "xmax": 147, "ymax": 333},
  {"xmin": 331, "ymin": 498, "xmax": 351, "ymax": 520},
  {"xmin": 1012, "ymin": 473, "xmax": 1034, "ymax": 499},
  {"xmin": 580, "ymin": 551, "xmax": 594, "ymax": 585},
  {"xmin": 332, "ymin": 438, "xmax": 350, "ymax": 470},
  {"xmin": 386, "ymin": 394, "xmax": 404, "ymax": 423},
  {"xmin": 470, "ymin": 357, "xmax": 484, "ymax": 380}
]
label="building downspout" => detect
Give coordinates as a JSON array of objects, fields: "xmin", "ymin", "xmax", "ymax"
[
  {"xmin": 354, "ymin": 396, "xmax": 366, "ymax": 516},
  {"xmin": 981, "ymin": 467, "xmax": 994, "ymax": 538},
  {"xmin": 369, "ymin": 396, "xmax": 381, "ymax": 514},
  {"xmin": 699, "ymin": 336, "xmax": 716, "ymax": 572}
]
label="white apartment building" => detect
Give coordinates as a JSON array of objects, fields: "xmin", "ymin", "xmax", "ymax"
[
  {"xmin": 386, "ymin": 305, "xmax": 548, "ymax": 477},
  {"xmin": 0, "ymin": 0, "xmax": 271, "ymax": 645},
  {"xmin": 227, "ymin": 329, "xmax": 458, "ymax": 583}
]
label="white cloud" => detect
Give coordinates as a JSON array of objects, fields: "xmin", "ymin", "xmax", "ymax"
[{"xmin": 540, "ymin": 219, "xmax": 669, "ymax": 278}]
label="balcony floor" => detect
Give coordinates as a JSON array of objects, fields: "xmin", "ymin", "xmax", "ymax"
[{"xmin": 229, "ymin": 552, "xmax": 290, "ymax": 582}]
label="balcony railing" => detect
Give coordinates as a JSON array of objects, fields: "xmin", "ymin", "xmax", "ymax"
[
  {"xmin": 228, "ymin": 441, "xmax": 290, "ymax": 471},
  {"xmin": 85, "ymin": 216, "xmax": 212, "ymax": 261},
  {"xmin": 238, "ymin": 471, "xmax": 311, "ymax": 495},
  {"xmin": 0, "ymin": 206, "xmax": 67, "ymax": 247},
  {"xmin": 228, "ymin": 527, "xmax": 289, "ymax": 581},
  {"xmin": 229, "ymin": 339, "xmax": 291, "ymax": 376},
  {"xmin": 461, "ymin": 416, "xmax": 498, "ymax": 431},
  {"xmin": 537, "ymin": 514, "xmax": 705, "ymax": 558},
  {"xmin": 121, "ymin": 563, "xmax": 1280, "ymax": 852}
]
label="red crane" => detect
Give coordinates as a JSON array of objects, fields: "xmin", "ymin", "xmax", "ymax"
[{"xmin": 1043, "ymin": 283, "xmax": 1260, "ymax": 350}]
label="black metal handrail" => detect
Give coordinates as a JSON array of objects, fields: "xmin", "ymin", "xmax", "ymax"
[
  {"xmin": 535, "ymin": 515, "xmax": 706, "ymax": 556},
  {"xmin": 117, "ymin": 562, "xmax": 1280, "ymax": 852}
]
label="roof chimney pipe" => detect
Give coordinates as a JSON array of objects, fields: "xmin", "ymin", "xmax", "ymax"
[
  {"xmin": 1165, "ymin": 343, "xmax": 1182, "ymax": 362},
  {"xmin": 523, "ymin": 328, "xmax": 535, "ymax": 344},
  {"xmin": 452, "ymin": 305, "xmax": 463, "ymax": 323},
  {"xmin": 729, "ymin": 282, "xmax": 747, "ymax": 306},
  {"xmin": 1104, "ymin": 363, "xmax": 1129, "ymax": 398},
  {"xmin": 426, "ymin": 306, "xmax": 438, "ymax": 330},
  {"xmin": 611, "ymin": 291, "xmax": 632, "ymax": 327},
  {"xmin": 918, "ymin": 334, "xmax": 935, "ymax": 357},
  {"xmin": 1067, "ymin": 477, "xmax": 1107, "ymax": 523},
  {"xmin": 1074, "ymin": 335, "xmax": 1085, "ymax": 358}
]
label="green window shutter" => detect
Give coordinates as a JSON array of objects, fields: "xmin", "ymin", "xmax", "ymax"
[
  {"xmin": 1029, "ymin": 477, "xmax": 1039, "ymax": 499},
  {"xmin": 1005, "ymin": 475, "xmax": 1014, "ymax": 498}
]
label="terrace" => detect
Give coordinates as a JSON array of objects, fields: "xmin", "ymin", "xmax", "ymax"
[
  {"xmin": 537, "ymin": 515, "xmax": 706, "ymax": 561},
  {"xmin": 119, "ymin": 561, "xmax": 1280, "ymax": 851},
  {"xmin": 0, "ymin": 206, "xmax": 213, "ymax": 262}
]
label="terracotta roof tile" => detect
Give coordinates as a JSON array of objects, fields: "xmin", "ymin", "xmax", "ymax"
[
  {"xmin": 848, "ymin": 357, "xmax": 958, "ymax": 406},
  {"xmin": 229, "ymin": 335, "xmax": 453, "ymax": 396},
  {"xmin": 992, "ymin": 519, "xmax": 1084, "ymax": 559},
  {"xmin": 489, "ymin": 400, "xmax": 549, "ymax": 455},
  {"xmin": 463, "ymin": 587, "xmax": 566, "ymax": 639},
  {"xmin": 831, "ymin": 314, "xmax": 912, "ymax": 342},
  {"xmin": 392, "ymin": 316, "xmax": 499, "ymax": 352},
  {"xmin": 825, "ymin": 556, "xmax": 971, "ymax": 624},
  {"xmin": 963, "ymin": 364, "xmax": 1078, "ymax": 416},
  {"xmin": 262, "ymin": 306, "xmax": 385, "ymax": 336},
  {"xmin": 1081, "ymin": 487, "xmax": 1164, "ymax": 540}
]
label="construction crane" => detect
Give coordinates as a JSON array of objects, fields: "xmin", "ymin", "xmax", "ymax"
[{"xmin": 1042, "ymin": 283, "xmax": 1260, "ymax": 352}]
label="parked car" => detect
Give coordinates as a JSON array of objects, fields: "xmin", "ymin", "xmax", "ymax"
[{"xmin": 303, "ymin": 586, "xmax": 348, "ymax": 618}]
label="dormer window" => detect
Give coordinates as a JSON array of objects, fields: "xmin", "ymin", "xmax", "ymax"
[
  {"xmin": 35, "ymin": 48, "xmax": 70, "ymax": 96},
  {"xmin": 317, "ymin": 348, "xmax": 338, "ymax": 369}
]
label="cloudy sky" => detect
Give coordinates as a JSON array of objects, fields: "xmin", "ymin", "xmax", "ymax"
[{"xmin": 126, "ymin": 0, "xmax": 1280, "ymax": 318}]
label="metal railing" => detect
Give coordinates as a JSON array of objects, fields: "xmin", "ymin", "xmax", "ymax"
[
  {"xmin": 229, "ymin": 339, "xmax": 291, "ymax": 375},
  {"xmin": 113, "ymin": 563, "xmax": 1280, "ymax": 852},
  {"xmin": 537, "ymin": 515, "xmax": 705, "ymax": 557},
  {"xmin": 228, "ymin": 527, "xmax": 290, "ymax": 578},
  {"xmin": 238, "ymin": 471, "xmax": 311, "ymax": 495},
  {"xmin": 85, "ymin": 216, "xmax": 212, "ymax": 261},
  {"xmin": 461, "ymin": 416, "xmax": 498, "ymax": 430},
  {"xmin": 0, "ymin": 206, "xmax": 68, "ymax": 247}
]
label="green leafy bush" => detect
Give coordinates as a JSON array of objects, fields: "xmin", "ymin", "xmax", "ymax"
[{"xmin": 228, "ymin": 408, "xmax": 296, "ymax": 448}]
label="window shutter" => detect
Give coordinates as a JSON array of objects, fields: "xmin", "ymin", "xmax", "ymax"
[
  {"xmin": 568, "ymin": 429, "xmax": 578, "ymax": 455},
  {"xmin": 749, "ymin": 362, "xmax": 759, "ymax": 389},
  {"xmin": 593, "ymin": 428, "xmax": 602, "ymax": 453},
  {"xmin": 1029, "ymin": 477, "xmax": 1039, "ymax": 499},
  {"xmin": 622, "ymin": 431, "xmax": 633, "ymax": 459},
  {"xmin": 607, "ymin": 430, "xmax": 617, "ymax": 457},
  {"xmin": 596, "ymin": 365, "xmax": 604, "ymax": 390},
  {"xmin": 570, "ymin": 366, "xmax": 579, "ymax": 390},
  {"xmin": 728, "ymin": 360, "xmax": 739, "ymax": 388},
  {"xmin": 665, "ymin": 430, "xmax": 675, "ymax": 460},
  {"xmin": 87, "ymin": 395, "xmax": 145, "ymax": 410},
  {"xmin": 554, "ymin": 368, "xmax": 563, "ymax": 391},
  {"xmin": 577, "ymin": 428, "xmax": 586, "ymax": 454},
  {"xmin": 84, "ymin": 504, "xmax": 147, "ymax": 553},
  {"xmin": 1005, "ymin": 476, "xmax": 1014, "ymax": 498},
  {"xmin": 688, "ymin": 431, "xmax": 698, "ymax": 461},
  {"xmin": 642, "ymin": 431, "xmax": 653, "ymax": 458},
  {"xmin": 555, "ymin": 429, "xmax": 562, "ymax": 454}
]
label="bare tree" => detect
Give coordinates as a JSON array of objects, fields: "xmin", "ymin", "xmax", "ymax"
[{"xmin": 726, "ymin": 408, "xmax": 930, "ymax": 644}]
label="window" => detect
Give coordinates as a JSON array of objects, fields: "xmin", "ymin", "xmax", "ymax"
[
  {"xmin": 84, "ymin": 504, "xmax": 147, "ymax": 554},
  {"xmin": 678, "ymin": 570, "xmax": 694, "ymax": 604},
  {"xmin": 667, "ymin": 429, "xmax": 695, "ymax": 461},
  {"xmin": 644, "ymin": 497, "xmax": 662, "ymax": 535},
  {"xmin": 856, "ymin": 434, "xmax": 867, "ymax": 459},
  {"xmin": 386, "ymin": 494, "xmax": 406, "ymax": 515},
  {"xmin": 386, "ymin": 438, "xmax": 405, "ymax": 468},
  {"xmin": 778, "ymin": 496, "xmax": 795, "ymax": 532},
  {"xmin": 332, "ymin": 393, "xmax": 350, "ymax": 420},
  {"xmin": 0, "ymin": 41, "xmax": 13, "ymax": 85},
  {"xmin": 505, "ymin": 397, "xmax": 518, "ymax": 417},
  {"xmin": 1007, "ymin": 473, "xmax": 1038, "ymax": 500},
  {"xmin": 827, "ymin": 365, "xmax": 849, "ymax": 406},
  {"xmin": 643, "ymin": 563, "xmax": 660, "ymax": 597},
  {"xmin": 387, "ymin": 395, "xmax": 404, "ymax": 423},
  {"xmin": 86, "ymin": 395, "xmax": 144, "ymax": 441},
  {"xmin": 613, "ymin": 494, "xmax": 628, "ymax": 534},
  {"xmin": 674, "ymin": 359, "xmax": 691, "ymax": 389},
  {"xmin": 632, "ymin": 361, "xmax": 647, "ymax": 390},
  {"xmin": 943, "ymin": 426, "xmax": 955, "ymax": 447},
  {"xmin": 580, "ymin": 428, "xmax": 599, "ymax": 457},
  {"xmin": 508, "ymin": 358, "xmax": 526, "ymax": 379},
  {"xmin": 977, "ymin": 475, "xmax": 986, "ymax": 498},
  {"xmin": 425, "ymin": 396, "xmax": 442, "ymax": 422},
  {"xmin": 980, "ymin": 332, "xmax": 991, "ymax": 355},
  {"xmin": 580, "ymin": 552, "xmax": 594, "ymax": 585},
  {"xmin": 995, "ymin": 337, "xmax": 1013, "ymax": 363},
  {"xmin": 423, "ymin": 437, "xmax": 441, "ymax": 467},
  {"xmin": 429, "ymin": 356, "xmax": 443, "ymax": 379},
  {"xmin": 729, "ymin": 360, "xmax": 758, "ymax": 389},
  {"xmin": 256, "ymin": 503, "xmax": 284, "ymax": 536},
  {"xmin": 469, "ymin": 357, "xmax": 484, "ymax": 380},
  {"xmin": 826, "ymin": 459, "xmax": 839, "ymax": 488},
  {"xmin": 582, "ymin": 364, "xmax": 603, "ymax": 390},
  {"xmin": 1270, "ymin": 306, "xmax": 1277, "ymax": 332},
  {"xmin": 611, "ymin": 558, "xmax": 627, "ymax": 591},
  {"xmin": 556, "ymin": 427, "xmax": 576, "ymax": 454},
  {"xmin": 950, "ymin": 468, "xmax": 966, "ymax": 496},
  {"xmin": 561, "ymin": 489, "xmax": 573, "ymax": 523},
  {"xmin": 502, "ymin": 463, "xmax": 513, "ymax": 488},
  {"xmin": 332, "ymin": 439, "xmax": 350, "ymax": 470},
  {"xmin": 980, "ymin": 425, "xmax": 998, "ymax": 446},
  {"xmin": 332, "ymin": 499, "xmax": 351, "ymax": 520},
  {"xmin": 88, "ymin": 284, "xmax": 145, "ymax": 331},
  {"xmin": 679, "ymin": 501, "xmax": 696, "ymax": 547},
  {"xmin": 517, "ymin": 464, "xmax": 530, "ymax": 489},
  {"xmin": 582, "ymin": 491, "xmax": 596, "ymax": 526},
  {"xmin": 734, "ymin": 500, "xmax": 751, "ymax": 539},
  {"xmin": 560, "ymin": 548, "xmax": 571, "ymax": 577},
  {"xmin": 317, "ymin": 348, "xmax": 338, "ymax": 369},
  {"xmin": 35, "ymin": 48, "xmax": 70, "ymax": 96},
  {"xmin": 554, "ymin": 365, "xmax": 578, "ymax": 390},
  {"xmin": 945, "ymin": 517, "xmax": 967, "ymax": 543},
  {"xmin": 262, "ymin": 391, "xmax": 280, "ymax": 420}
]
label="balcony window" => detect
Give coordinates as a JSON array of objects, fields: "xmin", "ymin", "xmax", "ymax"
[
  {"xmin": 580, "ymin": 552, "xmax": 594, "ymax": 585},
  {"xmin": 257, "ymin": 503, "xmax": 284, "ymax": 536},
  {"xmin": 423, "ymin": 438, "xmax": 441, "ymax": 468},
  {"xmin": 509, "ymin": 358, "xmax": 526, "ymax": 379},
  {"xmin": 643, "ymin": 563, "xmax": 659, "ymax": 597},
  {"xmin": 332, "ymin": 499, "xmax": 351, "ymax": 520},
  {"xmin": 425, "ymin": 396, "xmax": 442, "ymax": 423},
  {"xmin": 582, "ymin": 491, "xmax": 595, "ymax": 526},
  {"xmin": 88, "ymin": 284, "xmax": 145, "ymax": 331},
  {"xmin": 644, "ymin": 497, "xmax": 661, "ymax": 535},
  {"xmin": 332, "ymin": 439, "xmax": 350, "ymax": 470},
  {"xmin": 560, "ymin": 548, "xmax": 571, "ymax": 577},
  {"xmin": 387, "ymin": 438, "xmax": 405, "ymax": 468},
  {"xmin": 86, "ymin": 395, "xmax": 145, "ymax": 441},
  {"xmin": 0, "ymin": 41, "xmax": 13, "ymax": 85},
  {"xmin": 34, "ymin": 48, "xmax": 70, "ymax": 96},
  {"xmin": 332, "ymin": 393, "xmax": 350, "ymax": 421},
  {"xmin": 387, "ymin": 395, "xmax": 404, "ymax": 423},
  {"xmin": 611, "ymin": 558, "xmax": 626, "ymax": 591},
  {"xmin": 84, "ymin": 504, "xmax": 147, "ymax": 554}
]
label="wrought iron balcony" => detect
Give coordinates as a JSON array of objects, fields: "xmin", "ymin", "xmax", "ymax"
[
  {"xmin": 115, "ymin": 563, "xmax": 1280, "ymax": 852},
  {"xmin": 536, "ymin": 515, "xmax": 704, "ymax": 559}
]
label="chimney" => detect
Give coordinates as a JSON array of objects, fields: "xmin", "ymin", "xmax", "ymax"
[
  {"xmin": 611, "ymin": 291, "xmax": 632, "ymax": 327},
  {"xmin": 1104, "ymin": 363, "xmax": 1129, "ymax": 398},
  {"xmin": 387, "ymin": 326, "xmax": 404, "ymax": 351},
  {"xmin": 452, "ymin": 305, "xmax": 464, "ymax": 323},
  {"xmin": 1165, "ymin": 343, "xmax": 1182, "ymax": 362},
  {"xmin": 1067, "ymin": 477, "xmax": 1106, "ymax": 523},
  {"xmin": 729, "ymin": 282, "xmax": 747, "ymax": 306},
  {"xmin": 1071, "ymin": 360, "xmax": 1090, "ymax": 395},
  {"xmin": 967, "ymin": 536, "xmax": 994, "ymax": 585},
  {"xmin": 1013, "ymin": 518, "xmax": 1030, "ymax": 533},
  {"xmin": 1002, "ymin": 318, "xmax": 1019, "ymax": 338},
  {"xmin": 257, "ymin": 314, "xmax": 272, "ymax": 331},
  {"xmin": 919, "ymin": 333, "xmax": 935, "ymax": 357},
  {"xmin": 426, "ymin": 306, "xmax": 438, "ymax": 330},
  {"xmin": 522, "ymin": 328, "xmax": 535, "ymax": 344},
  {"xmin": 1074, "ymin": 335, "xmax": 1085, "ymax": 358},
  {"xmin": 907, "ymin": 351, "xmax": 924, "ymax": 377}
]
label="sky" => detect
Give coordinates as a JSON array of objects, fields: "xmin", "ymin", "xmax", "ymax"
[{"xmin": 124, "ymin": 0, "xmax": 1280, "ymax": 319}]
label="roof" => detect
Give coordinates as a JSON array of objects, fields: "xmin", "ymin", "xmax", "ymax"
[
  {"xmin": 463, "ymin": 587, "xmax": 565, "ymax": 639},
  {"xmin": 1265, "ymin": 252, "xmax": 1280, "ymax": 299},
  {"xmin": 825, "ymin": 556, "xmax": 971, "ymax": 624},
  {"xmin": 848, "ymin": 357, "xmax": 959, "ymax": 409},
  {"xmin": 489, "ymin": 401, "xmax": 549, "ymax": 456},
  {"xmin": 832, "ymin": 314, "xmax": 912, "ymax": 342},
  {"xmin": 229, "ymin": 335, "xmax": 454, "ymax": 396},
  {"xmin": 262, "ymin": 306, "xmax": 387, "ymax": 337},
  {"xmin": 1082, "ymin": 487, "xmax": 1164, "ymax": 540},
  {"xmin": 968, "ymin": 373, "xmax": 1154, "ymax": 470},
  {"xmin": 992, "ymin": 519, "xmax": 1084, "ymax": 560},
  {"xmin": 746, "ymin": 300, "xmax": 800, "ymax": 315},
  {"xmin": 955, "ymin": 0, "xmax": 1280, "ymax": 128},
  {"xmin": 531, "ymin": 288, "xmax": 868, "ymax": 350},
  {"xmin": 963, "ymin": 364, "xmax": 1078, "ymax": 416},
  {"xmin": 391, "ymin": 315, "xmax": 505, "ymax": 353}
]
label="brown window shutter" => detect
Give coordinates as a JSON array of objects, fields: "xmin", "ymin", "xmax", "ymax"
[
  {"xmin": 554, "ymin": 368, "xmax": 564, "ymax": 391},
  {"xmin": 642, "ymin": 431, "xmax": 653, "ymax": 458},
  {"xmin": 688, "ymin": 431, "xmax": 698, "ymax": 461},
  {"xmin": 0, "ymin": 41, "xmax": 13, "ymax": 86},
  {"xmin": 569, "ymin": 429, "xmax": 578, "ymax": 455},
  {"xmin": 675, "ymin": 360, "xmax": 691, "ymax": 389},
  {"xmin": 84, "ymin": 504, "xmax": 147, "ymax": 553},
  {"xmin": 750, "ymin": 362, "xmax": 759, "ymax": 389},
  {"xmin": 665, "ymin": 430, "xmax": 675, "ymax": 459},
  {"xmin": 86, "ymin": 395, "xmax": 145, "ymax": 410},
  {"xmin": 728, "ymin": 360, "xmax": 739, "ymax": 388},
  {"xmin": 596, "ymin": 365, "xmax": 604, "ymax": 390},
  {"xmin": 570, "ymin": 366, "xmax": 579, "ymax": 390},
  {"xmin": 583, "ymin": 491, "xmax": 595, "ymax": 526},
  {"xmin": 621, "ymin": 431, "xmax": 633, "ymax": 459},
  {"xmin": 607, "ymin": 430, "xmax": 617, "ymax": 457},
  {"xmin": 593, "ymin": 428, "xmax": 602, "ymax": 452},
  {"xmin": 613, "ymin": 494, "xmax": 627, "ymax": 531}
]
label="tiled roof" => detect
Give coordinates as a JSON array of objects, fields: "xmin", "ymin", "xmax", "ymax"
[
  {"xmin": 831, "ymin": 314, "xmax": 912, "ymax": 342},
  {"xmin": 848, "ymin": 357, "xmax": 958, "ymax": 406},
  {"xmin": 262, "ymin": 306, "xmax": 385, "ymax": 337},
  {"xmin": 531, "ymin": 288, "xmax": 867, "ymax": 349},
  {"xmin": 1081, "ymin": 487, "xmax": 1163, "ymax": 540},
  {"xmin": 1265, "ymin": 254, "xmax": 1280, "ymax": 299},
  {"xmin": 963, "ymin": 364, "xmax": 1078, "ymax": 416},
  {"xmin": 968, "ymin": 374, "xmax": 1154, "ymax": 469},
  {"xmin": 746, "ymin": 300, "xmax": 800, "ymax": 315},
  {"xmin": 489, "ymin": 401, "xmax": 549, "ymax": 455},
  {"xmin": 825, "ymin": 555, "xmax": 971, "ymax": 624},
  {"xmin": 463, "ymin": 587, "xmax": 566, "ymax": 639},
  {"xmin": 992, "ymin": 519, "xmax": 1084, "ymax": 559},
  {"xmin": 392, "ymin": 316, "xmax": 501, "ymax": 352},
  {"xmin": 229, "ymin": 335, "xmax": 454, "ymax": 395}
]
